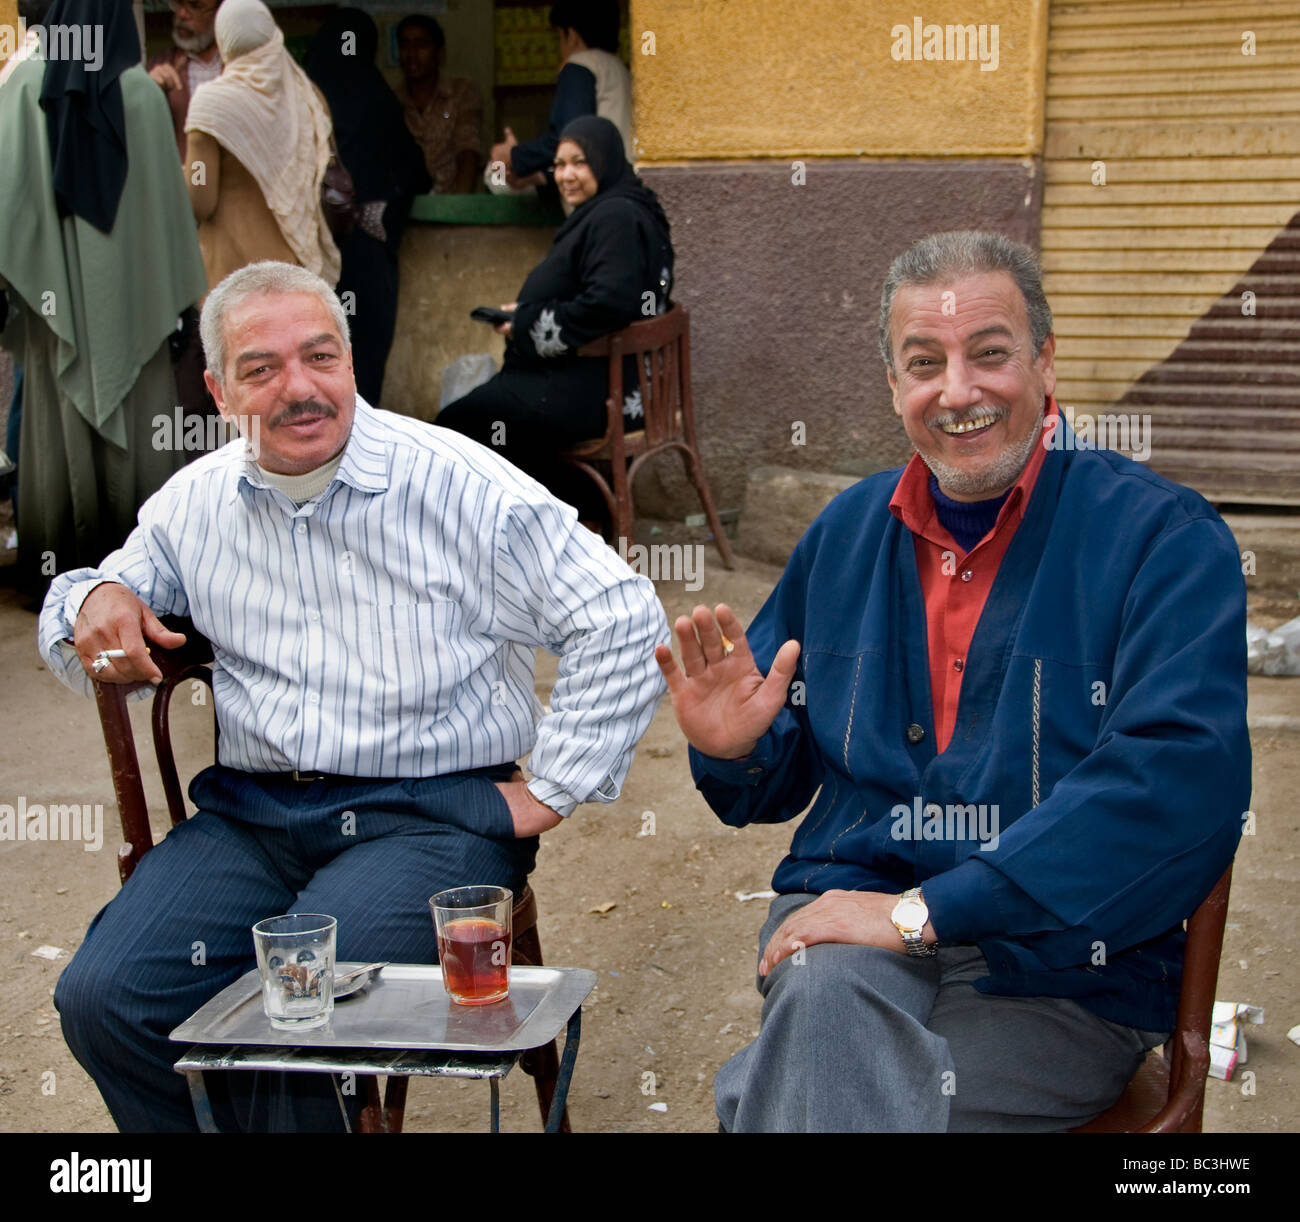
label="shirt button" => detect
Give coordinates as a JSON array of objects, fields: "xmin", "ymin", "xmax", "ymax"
[
  {"xmin": 296, "ymin": 523, "xmax": 307, "ymax": 535},
  {"xmin": 906, "ymin": 724, "xmax": 925, "ymax": 744},
  {"xmin": 747, "ymin": 766, "xmax": 763, "ymax": 775},
  {"xmin": 307, "ymin": 692, "xmax": 320, "ymax": 705},
  {"xmin": 307, "ymin": 609, "xmax": 321, "ymax": 623},
  {"xmin": 953, "ymin": 659, "xmax": 964, "ymax": 672},
  {"xmin": 961, "ymin": 569, "xmax": 973, "ymax": 582}
]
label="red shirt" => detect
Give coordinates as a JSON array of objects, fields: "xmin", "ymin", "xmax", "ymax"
[{"xmin": 889, "ymin": 398, "xmax": 1058, "ymax": 752}]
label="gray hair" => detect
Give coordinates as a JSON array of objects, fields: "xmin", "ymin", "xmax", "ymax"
[
  {"xmin": 200, "ymin": 261, "xmax": 350, "ymax": 386},
  {"xmin": 878, "ymin": 231, "xmax": 1053, "ymax": 372}
]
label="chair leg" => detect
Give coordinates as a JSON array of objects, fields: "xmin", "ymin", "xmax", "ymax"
[
  {"xmin": 681, "ymin": 446, "xmax": 735, "ymax": 569},
  {"xmin": 356, "ymin": 1074, "xmax": 407, "ymax": 1133},
  {"xmin": 611, "ymin": 456, "xmax": 635, "ymax": 547},
  {"xmin": 382, "ymin": 1075, "xmax": 409, "ymax": 1134},
  {"xmin": 357, "ymin": 1076, "xmax": 383, "ymax": 1132}
]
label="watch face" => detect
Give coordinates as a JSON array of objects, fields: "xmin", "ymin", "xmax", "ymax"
[{"xmin": 894, "ymin": 900, "xmax": 926, "ymax": 928}]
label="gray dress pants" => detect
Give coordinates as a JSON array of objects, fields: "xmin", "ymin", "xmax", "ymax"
[{"xmin": 716, "ymin": 893, "xmax": 1170, "ymax": 1133}]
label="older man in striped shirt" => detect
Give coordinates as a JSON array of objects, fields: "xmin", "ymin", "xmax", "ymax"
[{"xmin": 38, "ymin": 260, "xmax": 669, "ymax": 1132}]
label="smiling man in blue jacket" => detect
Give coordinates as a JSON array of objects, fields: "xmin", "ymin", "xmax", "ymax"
[{"xmin": 655, "ymin": 231, "xmax": 1250, "ymax": 1133}]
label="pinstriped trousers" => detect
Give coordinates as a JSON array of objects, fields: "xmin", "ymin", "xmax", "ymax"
[
  {"xmin": 715, "ymin": 893, "xmax": 1170, "ymax": 1133},
  {"xmin": 54, "ymin": 764, "xmax": 536, "ymax": 1132}
]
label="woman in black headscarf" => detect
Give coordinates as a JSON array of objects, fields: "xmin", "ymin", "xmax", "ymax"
[
  {"xmin": 304, "ymin": 7, "xmax": 431, "ymax": 406},
  {"xmin": 437, "ymin": 115, "xmax": 673, "ymax": 517},
  {"xmin": 38, "ymin": 0, "xmax": 142, "ymax": 234}
]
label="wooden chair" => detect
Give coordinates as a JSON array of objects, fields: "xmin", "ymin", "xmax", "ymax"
[
  {"xmin": 90, "ymin": 617, "xmax": 568, "ymax": 1133},
  {"xmin": 568, "ymin": 304, "xmax": 735, "ymax": 568},
  {"xmin": 1070, "ymin": 865, "xmax": 1233, "ymax": 1133}
]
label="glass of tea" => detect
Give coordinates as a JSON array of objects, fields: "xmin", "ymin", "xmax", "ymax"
[{"xmin": 429, "ymin": 885, "xmax": 513, "ymax": 1005}]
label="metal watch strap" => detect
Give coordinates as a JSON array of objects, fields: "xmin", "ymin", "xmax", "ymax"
[{"xmin": 896, "ymin": 887, "xmax": 938, "ymax": 957}]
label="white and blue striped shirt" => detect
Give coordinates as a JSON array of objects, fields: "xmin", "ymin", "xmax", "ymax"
[{"xmin": 38, "ymin": 397, "xmax": 669, "ymax": 816}]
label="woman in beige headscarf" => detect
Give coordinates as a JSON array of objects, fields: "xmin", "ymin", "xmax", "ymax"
[{"xmin": 185, "ymin": 0, "xmax": 340, "ymax": 290}]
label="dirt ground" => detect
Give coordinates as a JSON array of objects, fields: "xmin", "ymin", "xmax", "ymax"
[{"xmin": 0, "ymin": 536, "xmax": 1297, "ymax": 1135}]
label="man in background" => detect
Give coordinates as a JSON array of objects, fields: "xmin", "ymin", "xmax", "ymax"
[
  {"xmin": 147, "ymin": 0, "xmax": 222, "ymax": 160},
  {"xmin": 492, "ymin": 1, "xmax": 632, "ymax": 196},
  {"xmin": 397, "ymin": 13, "xmax": 480, "ymax": 195}
]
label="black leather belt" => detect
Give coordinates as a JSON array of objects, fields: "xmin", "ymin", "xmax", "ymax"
[
  {"xmin": 261, "ymin": 765, "xmax": 519, "ymax": 785},
  {"xmin": 258, "ymin": 771, "xmax": 383, "ymax": 785}
]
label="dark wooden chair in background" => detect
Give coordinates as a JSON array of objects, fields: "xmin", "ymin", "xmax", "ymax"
[
  {"xmin": 569, "ymin": 304, "xmax": 735, "ymax": 568},
  {"xmin": 1070, "ymin": 866, "xmax": 1234, "ymax": 1133},
  {"xmin": 90, "ymin": 617, "xmax": 568, "ymax": 1133}
]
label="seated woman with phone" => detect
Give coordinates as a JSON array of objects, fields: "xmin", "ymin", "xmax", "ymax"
[{"xmin": 436, "ymin": 116, "xmax": 673, "ymax": 522}]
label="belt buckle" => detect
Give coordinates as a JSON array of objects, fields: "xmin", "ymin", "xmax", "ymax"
[{"xmin": 292, "ymin": 770, "xmax": 327, "ymax": 783}]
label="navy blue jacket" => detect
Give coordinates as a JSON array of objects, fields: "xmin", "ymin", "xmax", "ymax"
[{"xmin": 691, "ymin": 423, "xmax": 1250, "ymax": 1032}]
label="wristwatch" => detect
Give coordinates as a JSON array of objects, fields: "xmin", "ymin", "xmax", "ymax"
[{"xmin": 891, "ymin": 887, "xmax": 938, "ymax": 957}]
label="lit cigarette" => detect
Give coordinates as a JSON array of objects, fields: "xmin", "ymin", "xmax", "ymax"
[
  {"xmin": 90, "ymin": 647, "xmax": 150, "ymax": 674},
  {"xmin": 720, "ymin": 634, "xmax": 734, "ymax": 656}
]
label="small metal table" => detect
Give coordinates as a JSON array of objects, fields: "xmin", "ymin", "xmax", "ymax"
[{"xmin": 170, "ymin": 963, "xmax": 595, "ymax": 1133}]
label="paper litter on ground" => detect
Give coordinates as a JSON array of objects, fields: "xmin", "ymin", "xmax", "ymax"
[{"xmin": 1209, "ymin": 1001, "xmax": 1264, "ymax": 1080}]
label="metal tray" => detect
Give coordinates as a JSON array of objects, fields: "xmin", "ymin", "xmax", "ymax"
[{"xmin": 170, "ymin": 964, "xmax": 595, "ymax": 1054}]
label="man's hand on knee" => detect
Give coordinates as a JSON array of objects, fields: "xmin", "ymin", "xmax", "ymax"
[
  {"xmin": 759, "ymin": 890, "xmax": 935, "ymax": 976},
  {"xmin": 494, "ymin": 778, "xmax": 564, "ymax": 837},
  {"xmin": 73, "ymin": 583, "xmax": 187, "ymax": 686}
]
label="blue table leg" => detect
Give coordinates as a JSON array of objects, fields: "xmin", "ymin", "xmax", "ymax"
[{"xmin": 544, "ymin": 1008, "xmax": 581, "ymax": 1133}]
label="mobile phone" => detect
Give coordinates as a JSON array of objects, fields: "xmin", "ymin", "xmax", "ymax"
[{"xmin": 470, "ymin": 306, "xmax": 514, "ymax": 326}]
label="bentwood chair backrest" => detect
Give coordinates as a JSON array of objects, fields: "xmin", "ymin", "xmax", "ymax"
[{"xmin": 570, "ymin": 304, "xmax": 736, "ymax": 567}]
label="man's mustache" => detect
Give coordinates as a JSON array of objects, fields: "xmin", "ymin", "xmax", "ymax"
[{"xmin": 269, "ymin": 400, "xmax": 338, "ymax": 429}]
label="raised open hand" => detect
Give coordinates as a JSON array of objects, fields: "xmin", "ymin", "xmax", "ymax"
[{"xmin": 653, "ymin": 603, "xmax": 800, "ymax": 760}]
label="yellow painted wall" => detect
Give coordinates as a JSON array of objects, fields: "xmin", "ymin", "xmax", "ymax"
[
  {"xmin": 1040, "ymin": 0, "xmax": 1300, "ymax": 416},
  {"xmin": 630, "ymin": 0, "xmax": 1047, "ymax": 161}
]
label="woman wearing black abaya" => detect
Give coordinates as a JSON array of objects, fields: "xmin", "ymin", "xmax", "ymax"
[
  {"xmin": 436, "ymin": 115, "xmax": 673, "ymax": 518},
  {"xmin": 304, "ymin": 8, "xmax": 431, "ymax": 406}
]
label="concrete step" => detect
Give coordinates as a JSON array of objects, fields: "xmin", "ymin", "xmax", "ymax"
[
  {"xmin": 1222, "ymin": 512, "xmax": 1300, "ymax": 620},
  {"xmin": 737, "ymin": 465, "xmax": 863, "ymax": 567}
]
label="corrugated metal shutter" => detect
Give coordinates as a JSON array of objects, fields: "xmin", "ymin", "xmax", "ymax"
[{"xmin": 1041, "ymin": 0, "xmax": 1300, "ymax": 502}]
